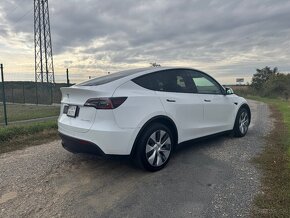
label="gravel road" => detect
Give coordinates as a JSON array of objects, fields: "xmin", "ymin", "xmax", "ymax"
[{"xmin": 0, "ymin": 100, "xmax": 273, "ymax": 218}]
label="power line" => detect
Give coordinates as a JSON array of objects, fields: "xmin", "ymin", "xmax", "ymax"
[
  {"xmin": 2, "ymin": 0, "xmax": 33, "ymax": 24},
  {"xmin": 14, "ymin": 7, "xmax": 33, "ymax": 24},
  {"xmin": 3, "ymin": 0, "xmax": 27, "ymax": 15},
  {"xmin": 8, "ymin": 5, "xmax": 19, "ymax": 14}
]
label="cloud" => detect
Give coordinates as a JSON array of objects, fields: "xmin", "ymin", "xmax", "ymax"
[{"xmin": 1, "ymin": 0, "xmax": 290, "ymax": 83}]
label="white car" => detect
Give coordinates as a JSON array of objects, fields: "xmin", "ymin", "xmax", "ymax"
[{"xmin": 58, "ymin": 67, "xmax": 251, "ymax": 171}]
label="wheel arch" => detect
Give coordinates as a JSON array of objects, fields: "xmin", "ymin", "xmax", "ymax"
[
  {"xmin": 238, "ymin": 103, "xmax": 251, "ymax": 123},
  {"xmin": 130, "ymin": 115, "xmax": 178, "ymax": 156}
]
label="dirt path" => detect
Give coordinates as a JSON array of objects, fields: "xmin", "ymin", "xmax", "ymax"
[{"xmin": 0, "ymin": 100, "xmax": 273, "ymax": 218}]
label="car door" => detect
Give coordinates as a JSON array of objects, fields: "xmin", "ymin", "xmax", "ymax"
[
  {"xmin": 188, "ymin": 70, "xmax": 236, "ymax": 135},
  {"xmin": 152, "ymin": 69, "xmax": 205, "ymax": 142}
]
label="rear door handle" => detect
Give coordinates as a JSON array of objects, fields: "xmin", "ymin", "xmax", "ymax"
[
  {"xmin": 166, "ymin": 99, "xmax": 176, "ymax": 102},
  {"xmin": 204, "ymin": 99, "xmax": 211, "ymax": 102}
]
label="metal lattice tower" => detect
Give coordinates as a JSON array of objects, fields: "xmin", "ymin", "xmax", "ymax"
[{"xmin": 34, "ymin": 0, "xmax": 55, "ymax": 83}]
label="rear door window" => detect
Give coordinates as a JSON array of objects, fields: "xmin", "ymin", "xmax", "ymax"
[{"xmin": 132, "ymin": 69, "xmax": 196, "ymax": 93}]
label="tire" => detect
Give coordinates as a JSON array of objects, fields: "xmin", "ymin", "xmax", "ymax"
[
  {"xmin": 134, "ymin": 123, "xmax": 174, "ymax": 172},
  {"xmin": 233, "ymin": 107, "xmax": 250, "ymax": 137}
]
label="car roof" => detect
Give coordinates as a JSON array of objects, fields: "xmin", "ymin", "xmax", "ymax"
[{"xmin": 77, "ymin": 67, "xmax": 199, "ymax": 87}]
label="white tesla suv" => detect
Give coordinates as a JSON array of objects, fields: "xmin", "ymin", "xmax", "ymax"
[{"xmin": 58, "ymin": 67, "xmax": 251, "ymax": 171}]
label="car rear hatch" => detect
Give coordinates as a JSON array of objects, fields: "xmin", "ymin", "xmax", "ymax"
[{"xmin": 59, "ymin": 85, "xmax": 114, "ymax": 133}]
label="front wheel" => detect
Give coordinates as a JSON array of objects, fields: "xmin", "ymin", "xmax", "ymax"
[
  {"xmin": 134, "ymin": 123, "xmax": 174, "ymax": 172},
  {"xmin": 233, "ymin": 107, "xmax": 250, "ymax": 137}
]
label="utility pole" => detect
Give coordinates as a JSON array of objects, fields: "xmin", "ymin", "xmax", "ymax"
[
  {"xmin": 1, "ymin": 64, "xmax": 8, "ymax": 126},
  {"xmin": 34, "ymin": 0, "xmax": 55, "ymax": 83},
  {"xmin": 66, "ymin": 68, "xmax": 70, "ymax": 86}
]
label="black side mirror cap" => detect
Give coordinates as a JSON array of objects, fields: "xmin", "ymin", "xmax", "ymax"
[{"xmin": 225, "ymin": 87, "xmax": 234, "ymax": 95}]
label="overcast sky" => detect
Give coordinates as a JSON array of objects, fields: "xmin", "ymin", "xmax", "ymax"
[{"xmin": 0, "ymin": 0, "xmax": 290, "ymax": 83}]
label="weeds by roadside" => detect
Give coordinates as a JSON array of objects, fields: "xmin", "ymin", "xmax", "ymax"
[
  {"xmin": 0, "ymin": 121, "xmax": 58, "ymax": 154},
  {"xmin": 250, "ymin": 99, "xmax": 290, "ymax": 217}
]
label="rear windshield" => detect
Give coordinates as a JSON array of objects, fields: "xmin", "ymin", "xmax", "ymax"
[{"xmin": 77, "ymin": 68, "xmax": 150, "ymax": 86}]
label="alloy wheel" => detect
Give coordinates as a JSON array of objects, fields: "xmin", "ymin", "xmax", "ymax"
[
  {"xmin": 239, "ymin": 111, "xmax": 249, "ymax": 134},
  {"xmin": 145, "ymin": 130, "xmax": 172, "ymax": 167}
]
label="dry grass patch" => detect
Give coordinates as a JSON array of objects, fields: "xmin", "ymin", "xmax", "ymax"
[
  {"xmin": 0, "ymin": 121, "xmax": 59, "ymax": 154},
  {"xmin": 252, "ymin": 106, "xmax": 290, "ymax": 217}
]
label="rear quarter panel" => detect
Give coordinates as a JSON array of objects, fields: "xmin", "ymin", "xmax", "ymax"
[{"xmin": 112, "ymin": 81, "xmax": 166, "ymax": 129}]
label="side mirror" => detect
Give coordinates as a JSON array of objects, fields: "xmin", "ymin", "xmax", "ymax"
[{"xmin": 225, "ymin": 87, "xmax": 234, "ymax": 95}]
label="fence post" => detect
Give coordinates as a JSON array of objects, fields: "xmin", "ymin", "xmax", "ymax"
[
  {"xmin": 66, "ymin": 68, "xmax": 70, "ymax": 86},
  {"xmin": 1, "ymin": 64, "xmax": 8, "ymax": 126}
]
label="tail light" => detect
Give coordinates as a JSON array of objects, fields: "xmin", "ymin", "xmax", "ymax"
[{"xmin": 84, "ymin": 97, "xmax": 127, "ymax": 109}]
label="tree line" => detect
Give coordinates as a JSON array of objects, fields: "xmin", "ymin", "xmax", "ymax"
[{"xmin": 251, "ymin": 66, "xmax": 290, "ymax": 100}]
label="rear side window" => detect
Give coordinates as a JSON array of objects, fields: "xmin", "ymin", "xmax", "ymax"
[
  {"xmin": 77, "ymin": 68, "xmax": 150, "ymax": 86},
  {"xmin": 132, "ymin": 70, "xmax": 196, "ymax": 93}
]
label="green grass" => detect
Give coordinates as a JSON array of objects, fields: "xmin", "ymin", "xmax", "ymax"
[
  {"xmin": 247, "ymin": 96, "xmax": 290, "ymax": 217},
  {"xmin": 0, "ymin": 120, "xmax": 59, "ymax": 154},
  {"xmin": 246, "ymin": 95, "xmax": 290, "ymax": 156},
  {"xmin": 0, "ymin": 104, "xmax": 60, "ymax": 154},
  {"xmin": 0, "ymin": 103, "xmax": 60, "ymax": 123}
]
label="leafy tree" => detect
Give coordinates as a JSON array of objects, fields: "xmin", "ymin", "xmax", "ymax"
[
  {"xmin": 251, "ymin": 66, "xmax": 278, "ymax": 90},
  {"xmin": 263, "ymin": 73, "xmax": 290, "ymax": 97}
]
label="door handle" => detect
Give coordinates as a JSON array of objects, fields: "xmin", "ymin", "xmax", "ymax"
[
  {"xmin": 166, "ymin": 99, "xmax": 176, "ymax": 102},
  {"xmin": 204, "ymin": 99, "xmax": 211, "ymax": 102}
]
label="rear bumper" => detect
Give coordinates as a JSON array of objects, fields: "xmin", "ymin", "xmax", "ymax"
[
  {"xmin": 58, "ymin": 121, "xmax": 140, "ymax": 155},
  {"xmin": 60, "ymin": 133, "xmax": 105, "ymax": 156}
]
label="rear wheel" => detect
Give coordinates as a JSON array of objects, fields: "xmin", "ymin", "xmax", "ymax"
[
  {"xmin": 134, "ymin": 123, "xmax": 174, "ymax": 171},
  {"xmin": 233, "ymin": 107, "xmax": 250, "ymax": 137}
]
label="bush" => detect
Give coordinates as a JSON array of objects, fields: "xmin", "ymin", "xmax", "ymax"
[{"xmin": 250, "ymin": 67, "xmax": 290, "ymax": 99}]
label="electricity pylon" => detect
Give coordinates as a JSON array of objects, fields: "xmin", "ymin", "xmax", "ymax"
[{"xmin": 34, "ymin": 0, "xmax": 55, "ymax": 83}]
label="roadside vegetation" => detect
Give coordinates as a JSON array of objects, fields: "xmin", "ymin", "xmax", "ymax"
[
  {"xmin": 0, "ymin": 120, "xmax": 58, "ymax": 154},
  {"xmin": 0, "ymin": 104, "xmax": 60, "ymax": 154},
  {"xmin": 236, "ymin": 66, "xmax": 290, "ymax": 100},
  {"xmin": 234, "ymin": 66, "xmax": 290, "ymax": 217},
  {"xmin": 250, "ymin": 97, "xmax": 290, "ymax": 217}
]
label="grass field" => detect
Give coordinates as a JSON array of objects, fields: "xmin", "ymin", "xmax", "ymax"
[
  {"xmin": 247, "ymin": 96, "xmax": 290, "ymax": 156},
  {"xmin": 0, "ymin": 103, "xmax": 60, "ymax": 153},
  {"xmin": 246, "ymin": 96, "xmax": 290, "ymax": 217},
  {"xmin": 0, "ymin": 103, "xmax": 60, "ymax": 123}
]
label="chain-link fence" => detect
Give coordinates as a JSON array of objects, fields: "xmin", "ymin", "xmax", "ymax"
[
  {"xmin": 0, "ymin": 64, "xmax": 72, "ymax": 126},
  {"xmin": 0, "ymin": 82, "xmax": 67, "ymax": 105}
]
